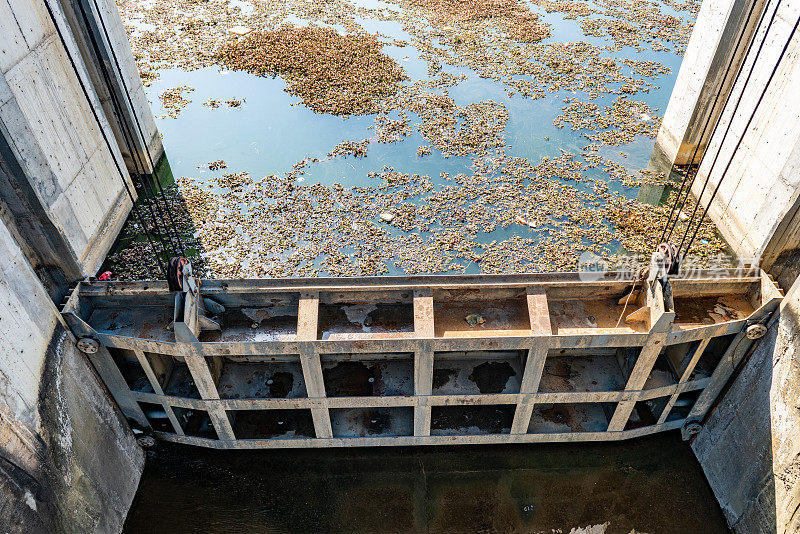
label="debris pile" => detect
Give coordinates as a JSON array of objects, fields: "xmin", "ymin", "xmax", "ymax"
[
  {"xmin": 216, "ymin": 25, "xmax": 405, "ymax": 115},
  {"xmin": 407, "ymin": 0, "xmax": 551, "ymax": 42}
]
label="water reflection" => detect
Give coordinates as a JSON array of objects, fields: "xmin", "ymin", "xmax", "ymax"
[{"xmin": 124, "ymin": 433, "xmax": 727, "ymax": 533}]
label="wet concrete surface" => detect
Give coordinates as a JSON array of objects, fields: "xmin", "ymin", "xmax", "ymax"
[
  {"xmin": 124, "ymin": 433, "xmax": 729, "ymax": 533},
  {"xmin": 431, "ymin": 405, "xmax": 516, "ymax": 435}
]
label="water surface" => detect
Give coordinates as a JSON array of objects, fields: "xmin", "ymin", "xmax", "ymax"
[{"xmin": 124, "ymin": 433, "xmax": 727, "ymax": 533}]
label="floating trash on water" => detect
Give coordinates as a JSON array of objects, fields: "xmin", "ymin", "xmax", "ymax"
[
  {"xmin": 217, "ymin": 26, "xmax": 405, "ymax": 116},
  {"xmin": 159, "ymin": 86, "xmax": 194, "ymax": 118},
  {"xmin": 105, "ymin": 0, "xmax": 723, "ymax": 281},
  {"xmin": 465, "ymin": 313, "xmax": 485, "ymax": 327},
  {"xmin": 227, "ymin": 25, "xmax": 252, "ymax": 36},
  {"xmin": 380, "ymin": 212, "xmax": 395, "ymax": 222}
]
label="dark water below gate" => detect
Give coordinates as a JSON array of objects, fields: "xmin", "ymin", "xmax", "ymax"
[{"xmin": 123, "ymin": 432, "xmax": 728, "ymax": 533}]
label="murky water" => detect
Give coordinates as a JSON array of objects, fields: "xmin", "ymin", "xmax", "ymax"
[
  {"xmin": 147, "ymin": 9, "xmax": 681, "ymax": 194},
  {"xmin": 111, "ymin": 0, "xmax": 714, "ymax": 279},
  {"xmin": 124, "ymin": 433, "xmax": 728, "ymax": 533}
]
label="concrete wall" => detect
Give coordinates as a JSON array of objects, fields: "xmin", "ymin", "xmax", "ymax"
[
  {"xmin": 0, "ymin": 214, "xmax": 144, "ymax": 533},
  {"xmin": 692, "ymin": 270, "xmax": 800, "ymax": 533},
  {"xmin": 694, "ymin": 0, "xmax": 800, "ymax": 263},
  {"xmin": 0, "ymin": 0, "xmax": 138, "ymax": 276},
  {"xmin": 60, "ymin": 0, "xmax": 163, "ymax": 173},
  {"xmin": 654, "ymin": 0, "xmax": 800, "ymax": 267},
  {"xmin": 0, "ymin": 0, "xmax": 158, "ymax": 530},
  {"xmin": 647, "ymin": 2, "xmax": 800, "ymax": 528},
  {"xmin": 655, "ymin": 0, "xmax": 767, "ymax": 166}
]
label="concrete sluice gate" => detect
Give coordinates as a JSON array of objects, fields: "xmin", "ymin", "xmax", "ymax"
[{"xmin": 61, "ymin": 270, "xmax": 783, "ymax": 448}]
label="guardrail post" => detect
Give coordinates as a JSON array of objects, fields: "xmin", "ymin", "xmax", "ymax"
[
  {"xmin": 413, "ymin": 288, "xmax": 435, "ymax": 436},
  {"xmin": 297, "ymin": 291, "xmax": 332, "ymax": 439},
  {"xmin": 607, "ymin": 281, "xmax": 675, "ymax": 432}
]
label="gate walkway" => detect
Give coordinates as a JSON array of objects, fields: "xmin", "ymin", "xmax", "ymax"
[{"xmin": 61, "ymin": 270, "xmax": 782, "ymax": 448}]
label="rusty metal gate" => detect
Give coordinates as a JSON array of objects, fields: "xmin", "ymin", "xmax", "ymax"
[{"xmin": 61, "ymin": 269, "xmax": 782, "ymax": 448}]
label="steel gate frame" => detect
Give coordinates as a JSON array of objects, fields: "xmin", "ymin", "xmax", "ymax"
[{"xmin": 61, "ymin": 269, "xmax": 782, "ymax": 448}]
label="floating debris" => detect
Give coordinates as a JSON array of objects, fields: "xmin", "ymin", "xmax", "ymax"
[
  {"xmin": 216, "ymin": 25, "xmax": 406, "ymax": 115},
  {"xmin": 108, "ymin": 0, "xmax": 723, "ymax": 280},
  {"xmin": 228, "ymin": 25, "xmax": 253, "ymax": 36},
  {"xmin": 207, "ymin": 160, "xmax": 227, "ymax": 171},
  {"xmin": 329, "ymin": 140, "xmax": 369, "ymax": 158},
  {"xmin": 414, "ymin": 98, "xmax": 509, "ymax": 157},
  {"xmin": 159, "ymin": 86, "xmax": 194, "ymax": 118},
  {"xmin": 407, "ymin": 0, "xmax": 550, "ymax": 43}
]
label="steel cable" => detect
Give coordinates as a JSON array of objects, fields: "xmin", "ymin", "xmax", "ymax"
[
  {"xmin": 86, "ymin": 0, "xmax": 187, "ymax": 258},
  {"xmin": 682, "ymin": 9, "xmax": 800, "ymax": 259},
  {"xmin": 42, "ymin": 0, "xmax": 166, "ymax": 276},
  {"xmin": 657, "ymin": 0, "xmax": 762, "ymax": 246},
  {"xmin": 73, "ymin": 0, "xmax": 180, "ymax": 267},
  {"xmin": 75, "ymin": 0, "xmax": 184, "ymax": 257},
  {"xmin": 677, "ymin": 0, "xmax": 785, "ymax": 255}
]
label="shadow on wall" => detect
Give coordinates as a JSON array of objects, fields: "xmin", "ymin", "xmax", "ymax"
[
  {"xmin": 0, "ymin": 323, "xmax": 144, "ymax": 534},
  {"xmin": 102, "ymin": 154, "xmax": 207, "ymax": 280},
  {"xmin": 691, "ymin": 255, "xmax": 800, "ymax": 533}
]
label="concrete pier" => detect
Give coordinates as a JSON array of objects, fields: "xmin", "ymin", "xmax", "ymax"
[
  {"xmin": 58, "ymin": 0, "xmax": 163, "ymax": 173},
  {"xmin": 0, "ymin": 0, "xmax": 161, "ymax": 530},
  {"xmin": 655, "ymin": 0, "xmax": 800, "ymax": 529},
  {"xmin": 654, "ymin": 0, "xmax": 768, "ymax": 167},
  {"xmin": 691, "ymin": 259, "xmax": 800, "ymax": 533},
  {"xmin": 654, "ymin": 0, "xmax": 800, "ymax": 267},
  {"xmin": 0, "ymin": 212, "xmax": 144, "ymax": 533}
]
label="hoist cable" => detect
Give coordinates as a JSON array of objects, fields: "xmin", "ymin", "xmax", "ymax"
[
  {"xmin": 42, "ymin": 0, "xmax": 166, "ymax": 276},
  {"xmin": 657, "ymin": 0, "xmax": 761, "ymax": 246},
  {"xmin": 73, "ymin": 0, "xmax": 180, "ymax": 265},
  {"xmin": 75, "ymin": 0, "xmax": 184, "ymax": 257},
  {"xmin": 677, "ymin": 0, "xmax": 784, "ymax": 257},
  {"xmin": 682, "ymin": 11, "xmax": 800, "ymax": 259},
  {"xmin": 87, "ymin": 0, "xmax": 187, "ymax": 258},
  {"xmin": 678, "ymin": 0, "xmax": 790, "ymax": 256}
]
